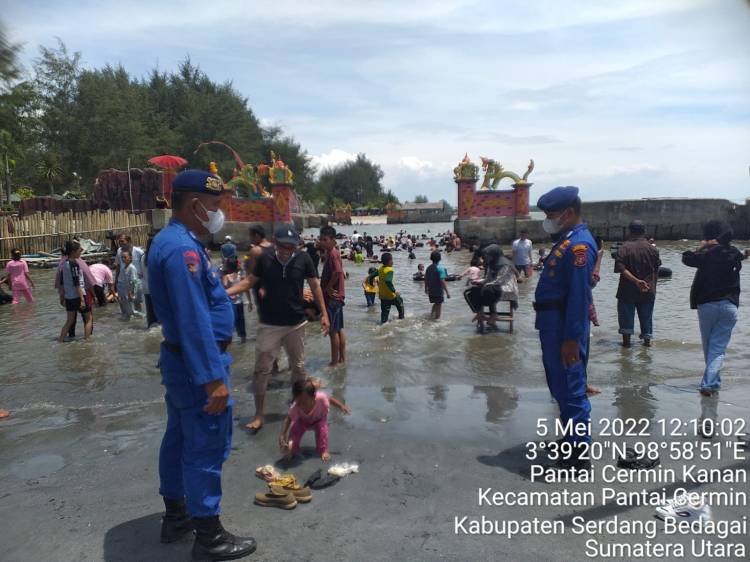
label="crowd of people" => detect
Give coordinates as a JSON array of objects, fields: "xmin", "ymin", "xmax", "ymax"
[{"xmin": 0, "ymin": 169, "xmax": 745, "ymax": 561}]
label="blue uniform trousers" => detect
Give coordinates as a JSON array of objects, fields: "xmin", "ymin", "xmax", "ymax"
[
  {"xmin": 539, "ymin": 325, "xmax": 592, "ymax": 444},
  {"xmin": 158, "ymin": 346, "xmax": 233, "ymax": 517},
  {"xmin": 159, "ymin": 395, "xmax": 232, "ymax": 517}
]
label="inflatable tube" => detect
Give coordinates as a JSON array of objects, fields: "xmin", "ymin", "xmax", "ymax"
[
  {"xmin": 658, "ymin": 266, "xmax": 672, "ymax": 278},
  {"xmin": 413, "ymin": 273, "xmax": 462, "ymax": 282}
]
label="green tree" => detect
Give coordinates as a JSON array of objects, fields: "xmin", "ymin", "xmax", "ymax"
[
  {"xmin": 71, "ymin": 64, "xmax": 152, "ymax": 180},
  {"xmin": 314, "ymin": 153, "xmax": 387, "ymax": 207},
  {"xmin": 33, "ymin": 40, "xmax": 82, "ymax": 188},
  {"xmin": 383, "ymin": 189, "xmax": 400, "ymax": 205},
  {"xmin": 413, "ymin": 194, "xmax": 428, "ymax": 203},
  {"xmin": 36, "ymin": 153, "xmax": 62, "ymax": 195},
  {"xmin": 168, "ymin": 59, "xmax": 264, "ymax": 173},
  {"xmin": 0, "ymin": 23, "xmax": 21, "ymax": 91}
]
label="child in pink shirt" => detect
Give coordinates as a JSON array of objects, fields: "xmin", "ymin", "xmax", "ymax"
[
  {"xmin": 279, "ymin": 378, "xmax": 350, "ymax": 462},
  {"xmin": 5, "ymin": 248, "xmax": 35, "ymax": 304}
]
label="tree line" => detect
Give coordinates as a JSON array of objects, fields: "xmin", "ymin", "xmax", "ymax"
[{"xmin": 0, "ymin": 28, "xmax": 398, "ymax": 211}]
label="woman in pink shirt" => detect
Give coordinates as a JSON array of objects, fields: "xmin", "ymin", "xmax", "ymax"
[
  {"xmin": 5, "ymin": 248, "xmax": 35, "ymax": 304},
  {"xmin": 279, "ymin": 378, "xmax": 350, "ymax": 462}
]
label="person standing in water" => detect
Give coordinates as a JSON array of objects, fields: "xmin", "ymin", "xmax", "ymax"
[
  {"xmin": 320, "ymin": 225, "xmax": 347, "ymax": 365},
  {"xmin": 227, "ymin": 224, "xmax": 329, "ymax": 432},
  {"xmin": 57, "ymin": 240, "xmax": 94, "ymax": 342},
  {"xmin": 682, "ymin": 220, "xmax": 744, "ymax": 397},
  {"xmin": 533, "ymin": 186, "xmax": 596, "ymax": 471},
  {"xmin": 363, "ymin": 267, "xmax": 378, "ymax": 307},
  {"xmin": 148, "ymin": 170, "xmax": 256, "ymax": 561},
  {"xmin": 614, "ymin": 220, "xmax": 661, "ymax": 348},
  {"xmin": 512, "ymin": 230, "xmax": 534, "ymax": 279},
  {"xmin": 5, "ymin": 248, "xmax": 35, "ymax": 304},
  {"xmin": 369, "ymin": 252, "xmax": 404, "ymax": 323},
  {"xmin": 424, "ymin": 250, "xmax": 449, "ymax": 320}
]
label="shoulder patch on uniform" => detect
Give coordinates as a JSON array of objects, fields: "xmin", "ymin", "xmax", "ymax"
[
  {"xmin": 183, "ymin": 249, "xmax": 201, "ymax": 274},
  {"xmin": 573, "ymin": 244, "xmax": 588, "ymax": 267}
]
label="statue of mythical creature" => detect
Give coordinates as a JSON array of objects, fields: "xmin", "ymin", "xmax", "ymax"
[
  {"xmin": 479, "ymin": 157, "xmax": 534, "ymax": 190},
  {"xmin": 194, "ymin": 141, "xmax": 271, "ymax": 198},
  {"xmin": 227, "ymin": 164, "xmax": 272, "ymax": 199}
]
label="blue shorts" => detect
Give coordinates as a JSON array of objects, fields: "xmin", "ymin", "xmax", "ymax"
[{"xmin": 327, "ymin": 300, "xmax": 344, "ymax": 332}]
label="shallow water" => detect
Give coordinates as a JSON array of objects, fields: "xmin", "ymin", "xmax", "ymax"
[{"xmin": 1, "ymin": 224, "xmax": 748, "ymax": 459}]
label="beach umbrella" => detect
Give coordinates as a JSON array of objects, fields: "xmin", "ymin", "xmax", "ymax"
[{"xmin": 148, "ymin": 155, "xmax": 188, "ymax": 200}]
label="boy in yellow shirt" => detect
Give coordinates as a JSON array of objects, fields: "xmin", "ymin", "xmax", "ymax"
[
  {"xmin": 362, "ymin": 267, "xmax": 378, "ymax": 307},
  {"xmin": 368, "ymin": 253, "xmax": 404, "ymax": 323}
]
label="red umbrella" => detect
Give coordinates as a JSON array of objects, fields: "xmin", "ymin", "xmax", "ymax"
[{"xmin": 148, "ymin": 155, "xmax": 188, "ymax": 200}]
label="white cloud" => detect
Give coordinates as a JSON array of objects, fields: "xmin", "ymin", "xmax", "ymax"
[
  {"xmin": 5, "ymin": 0, "xmax": 749, "ymax": 204},
  {"xmin": 398, "ymin": 156, "xmax": 435, "ymax": 174},
  {"xmin": 310, "ymin": 149, "xmax": 356, "ymax": 173}
]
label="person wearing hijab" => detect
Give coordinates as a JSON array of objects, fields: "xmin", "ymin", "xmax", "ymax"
[{"xmin": 464, "ymin": 244, "xmax": 519, "ymax": 332}]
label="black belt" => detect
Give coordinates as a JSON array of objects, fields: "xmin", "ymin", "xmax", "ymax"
[
  {"xmin": 163, "ymin": 339, "xmax": 232, "ymax": 354},
  {"xmin": 533, "ymin": 301, "xmax": 565, "ymax": 312}
]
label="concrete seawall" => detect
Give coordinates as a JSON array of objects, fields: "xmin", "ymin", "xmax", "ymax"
[
  {"xmin": 455, "ymin": 198, "xmax": 749, "ymax": 246},
  {"xmin": 583, "ymin": 198, "xmax": 749, "ymax": 241}
]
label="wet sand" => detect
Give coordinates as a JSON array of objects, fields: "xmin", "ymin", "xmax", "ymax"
[{"xmin": 1, "ymin": 225, "xmax": 748, "ymax": 561}]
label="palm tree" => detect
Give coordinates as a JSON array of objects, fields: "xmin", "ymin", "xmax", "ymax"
[{"xmin": 36, "ymin": 154, "xmax": 62, "ymax": 196}]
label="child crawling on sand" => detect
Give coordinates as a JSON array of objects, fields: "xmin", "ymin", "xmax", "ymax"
[{"xmin": 279, "ymin": 378, "xmax": 351, "ymax": 462}]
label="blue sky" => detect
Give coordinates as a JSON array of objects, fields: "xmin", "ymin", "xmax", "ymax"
[{"xmin": 6, "ymin": 0, "xmax": 750, "ymax": 204}]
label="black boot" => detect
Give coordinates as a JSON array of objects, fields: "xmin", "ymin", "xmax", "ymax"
[
  {"xmin": 191, "ymin": 516, "xmax": 256, "ymax": 561},
  {"xmin": 161, "ymin": 497, "xmax": 193, "ymax": 543}
]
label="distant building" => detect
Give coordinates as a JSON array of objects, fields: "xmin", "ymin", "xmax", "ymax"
[{"xmin": 387, "ymin": 200, "xmax": 453, "ymax": 224}]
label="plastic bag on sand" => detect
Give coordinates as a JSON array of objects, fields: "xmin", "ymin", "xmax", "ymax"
[
  {"xmin": 328, "ymin": 463, "xmax": 359, "ymax": 477},
  {"xmin": 255, "ymin": 465, "xmax": 281, "ymax": 482}
]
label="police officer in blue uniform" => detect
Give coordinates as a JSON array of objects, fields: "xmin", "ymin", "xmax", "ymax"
[
  {"xmin": 149, "ymin": 170, "xmax": 256, "ymax": 561},
  {"xmin": 533, "ymin": 186, "xmax": 597, "ymax": 469}
]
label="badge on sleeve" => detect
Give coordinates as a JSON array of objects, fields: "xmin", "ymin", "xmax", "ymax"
[
  {"xmin": 183, "ymin": 249, "xmax": 201, "ymax": 274},
  {"xmin": 572, "ymin": 244, "xmax": 588, "ymax": 267}
]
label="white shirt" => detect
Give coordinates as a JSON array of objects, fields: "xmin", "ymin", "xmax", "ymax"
[{"xmin": 512, "ymin": 238, "xmax": 533, "ymax": 266}]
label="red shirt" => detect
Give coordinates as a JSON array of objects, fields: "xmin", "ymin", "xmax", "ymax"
[{"xmin": 321, "ymin": 248, "xmax": 345, "ymax": 302}]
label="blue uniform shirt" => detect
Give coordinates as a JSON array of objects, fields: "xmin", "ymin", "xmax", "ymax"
[
  {"xmin": 534, "ymin": 223, "xmax": 597, "ymax": 341},
  {"xmin": 149, "ymin": 219, "xmax": 234, "ymax": 389}
]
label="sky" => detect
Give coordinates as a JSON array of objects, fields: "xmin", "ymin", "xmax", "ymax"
[{"xmin": 5, "ymin": 0, "xmax": 750, "ymax": 205}]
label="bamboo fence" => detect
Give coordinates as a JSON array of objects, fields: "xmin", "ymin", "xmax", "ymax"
[{"xmin": 0, "ymin": 210, "xmax": 149, "ymax": 263}]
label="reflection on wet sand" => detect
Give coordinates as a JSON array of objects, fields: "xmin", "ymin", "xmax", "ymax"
[{"xmin": 472, "ymin": 385, "xmax": 519, "ymax": 424}]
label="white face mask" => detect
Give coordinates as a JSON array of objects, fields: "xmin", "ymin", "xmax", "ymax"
[
  {"xmin": 196, "ymin": 201, "xmax": 225, "ymax": 234},
  {"xmin": 542, "ymin": 217, "xmax": 563, "ymax": 235}
]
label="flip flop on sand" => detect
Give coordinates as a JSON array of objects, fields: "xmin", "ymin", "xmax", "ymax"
[
  {"xmin": 304, "ymin": 468, "xmax": 341, "ymax": 490},
  {"xmin": 254, "ymin": 486, "xmax": 297, "ymax": 509}
]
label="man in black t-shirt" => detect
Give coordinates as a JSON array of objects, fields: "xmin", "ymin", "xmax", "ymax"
[{"xmin": 227, "ymin": 224, "xmax": 329, "ymax": 431}]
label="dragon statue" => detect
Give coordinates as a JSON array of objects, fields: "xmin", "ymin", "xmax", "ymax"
[
  {"xmin": 193, "ymin": 140, "xmax": 271, "ymax": 198},
  {"xmin": 479, "ymin": 157, "xmax": 534, "ymax": 190}
]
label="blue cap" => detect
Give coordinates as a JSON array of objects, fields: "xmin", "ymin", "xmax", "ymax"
[
  {"xmin": 537, "ymin": 186, "xmax": 580, "ymax": 212},
  {"xmin": 172, "ymin": 169, "xmax": 227, "ymax": 195},
  {"xmin": 274, "ymin": 224, "xmax": 300, "ymax": 246}
]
